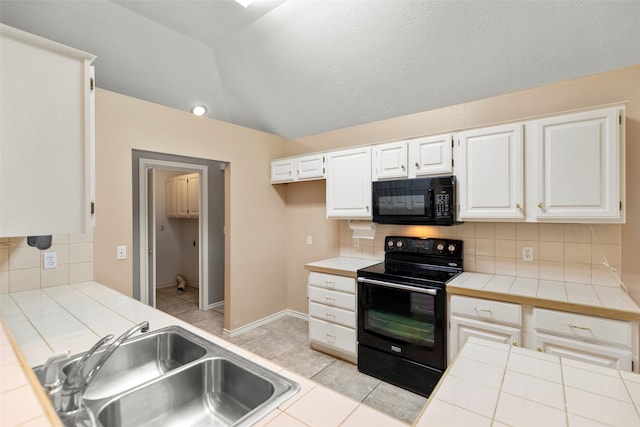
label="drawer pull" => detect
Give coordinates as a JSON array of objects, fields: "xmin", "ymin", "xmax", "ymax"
[
  {"xmin": 537, "ymin": 346, "xmax": 543, "ymax": 352},
  {"xmin": 568, "ymin": 324, "xmax": 591, "ymax": 331},
  {"xmin": 475, "ymin": 307, "xmax": 492, "ymax": 313},
  {"xmin": 326, "ymin": 333, "xmax": 336, "ymax": 343},
  {"xmin": 325, "ymin": 280, "xmax": 336, "ymax": 288},
  {"xmin": 512, "ymin": 342, "xmax": 518, "ymax": 347},
  {"xmin": 325, "ymin": 297, "xmax": 336, "ymax": 304},
  {"xmin": 325, "ymin": 313, "xmax": 336, "ymax": 321}
]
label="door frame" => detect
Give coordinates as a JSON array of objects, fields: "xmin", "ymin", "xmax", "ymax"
[{"xmin": 138, "ymin": 158, "xmax": 209, "ymax": 310}]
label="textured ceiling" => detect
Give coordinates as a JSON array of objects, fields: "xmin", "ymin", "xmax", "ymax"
[{"xmin": 1, "ymin": 0, "xmax": 639, "ymax": 139}]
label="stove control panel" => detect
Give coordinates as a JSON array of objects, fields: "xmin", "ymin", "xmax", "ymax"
[{"xmin": 385, "ymin": 236, "xmax": 463, "ymax": 258}]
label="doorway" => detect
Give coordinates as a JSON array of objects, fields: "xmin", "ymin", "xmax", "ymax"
[{"xmin": 132, "ymin": 150, "xmax": 226, "ymax": 314}]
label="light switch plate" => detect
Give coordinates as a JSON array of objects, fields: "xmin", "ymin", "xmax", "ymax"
[{"xmin": 116, "ymin": 245, "xmax": 127, "ymax": 260}]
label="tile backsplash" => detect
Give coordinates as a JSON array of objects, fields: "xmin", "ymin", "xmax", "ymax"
[
  {"xmin": 339, "ymin": 222, "xmax": 622, "ymax": 287},
  {"xmin": 0, "ymin": 233, "xmax": 93, "ymax": 293}
]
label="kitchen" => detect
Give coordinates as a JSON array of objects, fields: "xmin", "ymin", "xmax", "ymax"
[{"xmin": 2, "ymin": 1, "xmax": 640, "ymax": 426}]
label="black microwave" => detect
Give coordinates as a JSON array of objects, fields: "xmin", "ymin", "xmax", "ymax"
[{"xmin": 372, "ymin": 176, "xmax": 457, "ymax": 225}]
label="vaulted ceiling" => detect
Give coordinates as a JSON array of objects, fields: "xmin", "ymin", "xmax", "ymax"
[{"xmin": 1, "ymin": 0, "xmax": 639, "ymax": 139}]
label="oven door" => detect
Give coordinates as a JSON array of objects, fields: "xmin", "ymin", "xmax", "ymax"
[{"xmin": 357, "ymin": 277, "xmax": 446, "ymax": 369}]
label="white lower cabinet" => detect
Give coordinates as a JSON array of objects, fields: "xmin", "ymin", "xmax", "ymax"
[
  {"xmin": 533, "ymin": 308, "xmax": 633, "ymax": 371},
  {"xmin": 448, "ymin": 295, "xmax": 522, "ymax": 363},
  {"xmin": 308, "ymin": 271, "xmax": 357, "ymax": 363},
  {"xmin": 448, "ymin": 295, "xmax": 638, "ymax": 372}
]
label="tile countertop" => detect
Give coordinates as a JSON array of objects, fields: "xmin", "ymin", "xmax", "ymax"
[
  {"xmin": 304, "ymin": 257, "xmax": 381, "ymax": 278},
  {"xmin": 447, "ymin": 272, "xmax": 640, "ymax": 321},
  {"xmin": 416, "ymin": 337, "xmax": 640, "ymax": 427},
  {"xmin": 0, "ymin": 282, "xmax": 406, "ymax": 427},
  {"xmin": 3, "ymin": 281, "xmax": 640, "ymax": 427}
]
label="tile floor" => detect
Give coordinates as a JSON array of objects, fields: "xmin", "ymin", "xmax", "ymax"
[{"xmin": 156, "ymin": 286, "xmax": 427, "ymax": 425}]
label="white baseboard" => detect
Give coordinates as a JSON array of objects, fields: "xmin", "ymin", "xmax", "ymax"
[
  {"xmin": 206, "ymin": 300, "xmax": 224, "ymax": 311},
  {"xmin": 222, "ymin": 309, "xmax": 308, "ymax": 338}
]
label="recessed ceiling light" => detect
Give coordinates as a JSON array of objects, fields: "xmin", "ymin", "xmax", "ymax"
[{"xmin": 191, "ymin": 105, "xmax": 207, "ymax": 116}]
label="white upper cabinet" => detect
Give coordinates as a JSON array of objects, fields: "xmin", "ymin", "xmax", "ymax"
[
  {"xmin": 326, "ymin": 146, "xmax": 372, "ymax": 218},
  {"xmin": 0, "ymin": 24, "xmax": 95, "ymax": 236},
  {"xmin": 270, "ymin": 158, "xmax": 295, "ymax": 183},
  {"xmin": 167, "ymin": 173, "xmax": 199, "ymax": 218},
  {"xmin": 372, "ymin": 134, "xmax": 454, "ymax": 181},
  {"xmin": 408, "ymin": 134, "xmax": 453, "ymax": 178},
  {"xmin": 270, "ymin": 154, "xmax": 325, "ymax": 183},
  {"xmin": 372, "ymin": 141, "xmax": 408, "ymax": 181},
  {"xmin": 531, "ymin": 106, "xmax": 624, "ymax": 222},
  {"xmin": 456, "ymin": 123, "xmax": 525, "ymax": 220},
  {"xmin": 295, "ymin": 154, "xmax": 325, "ymax": 181}
]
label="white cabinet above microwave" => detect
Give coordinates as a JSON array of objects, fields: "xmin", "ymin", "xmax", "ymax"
[{"xmin": 372, "ymin": 134, "xmax": 453, "ymax": 181}]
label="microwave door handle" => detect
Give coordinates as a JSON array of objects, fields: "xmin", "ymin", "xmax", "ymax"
[{"xmin": 427, "ymin": 188, "xmax": 434, "ymax": 217}]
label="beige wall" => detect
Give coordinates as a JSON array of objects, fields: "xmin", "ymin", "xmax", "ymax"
[
  {"xmin": 285, "ymin": 64, "xmax": 640, "ymax": 308},
  {"xmin": 94, "ymin": 89, "xmax": 289, "ymax": 331}
]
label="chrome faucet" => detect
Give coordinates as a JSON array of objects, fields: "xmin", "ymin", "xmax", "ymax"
[{"xmin": 58, "ymin": 321, "xmax": 150, "ymax": 415}]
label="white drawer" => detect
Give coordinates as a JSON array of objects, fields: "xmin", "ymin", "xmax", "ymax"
[
  {"xmin": 533, "ymin": 308, "xmax": 631, "ymax": 348},
  {"xmin": 308, "ymin": 272, "xmax": 355, "ymax": 294},
  {"xmin": 309, "ymin": 302, "xmax": 356, "ymax": 328},
  {"xmin": 309, "ymin": 318, "xmax": 356, "ymax": 356},
  {"xmin": 450, "ymin": 295, "xmax": 522, "ymax": 326},
  {"xmin": 308, "ymin": 286, "xmax": 356, "ymax": 311}
]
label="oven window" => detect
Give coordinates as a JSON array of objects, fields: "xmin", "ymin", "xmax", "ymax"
[{"xmin": 363, "ymin": 285, "xmax": 436, "ymax": 346}]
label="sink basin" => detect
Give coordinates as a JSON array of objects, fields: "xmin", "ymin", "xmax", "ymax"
[
  {"xmin": 33, "ymin": 325, "xmax": 299, "ymax": 427},
  {"xmin": 96, "ymin": 357, "xmax": 290, "ymax": 427},
  {"xmin": 63, "ymin": 329, "xmax": 207, "ymax": 400}
]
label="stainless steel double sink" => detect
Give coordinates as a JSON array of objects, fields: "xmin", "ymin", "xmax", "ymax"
[{"xmin": 33, "ymin": 325, "xmax": 300, "ymax": 426}]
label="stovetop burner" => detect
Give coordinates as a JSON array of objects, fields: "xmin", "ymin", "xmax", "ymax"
[{"xmin": 357, "ymin": 236, "xmax": 464, "ymax": 287}]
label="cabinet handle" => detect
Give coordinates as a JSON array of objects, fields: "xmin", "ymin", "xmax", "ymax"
[
  {"xmin": 326, "ymin": 333, "xmax": 336, "ymax": 343},
  {"xmin": 365, "ymin": 205, "xmax": 370, "ymax": 212},
  {"xmin": 475, "ymin": 307, "xmax": 492, "ymax": 313},
  {"xmin": 516, "ymin": 203, "xmax": 521, "ymax": 210},
  {"xmin": 415, "ymin": 162, "xmax": 419, "ymax": 168},
  {"xmin": 325, "ymin": 280, "xmax": 336, "ymax": 288},
  {"xmin": 537, "ymin": 346, "xmax": 543, "ymax": 352},
  {"xmin": 401, "ymin": 165, "xmax": 405, "ymax": 171},
  {"xmin": 568, "ymin": 324, "xmax": 591, "ymax": 331},
  {"xmin": 537, "ymin": 202, "xmax": 544, "ymax": 210},
  {"xmin": 325, "ymin": 297, "xmax": 336, "ymax": 305},
  {"xmin": 512, "ymin": 342, "xmax": 518, "ymax": 347},
  {"xmin": 325, "ymin": 313, "xmax": 335, "ymax": 321}
]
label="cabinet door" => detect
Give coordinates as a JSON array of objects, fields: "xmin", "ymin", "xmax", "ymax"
[
  {"xmin": 271, "ymin": 159, "xmax": 295, "ymax": 183},
  {"xmin": 176, "ymin": 175, "xmax": 189, "ymax": 218},
  {"xmin": 457, "ymin": 123, "xmax": 524, "ymax": 220},
  {"xmin": 533, "ymin": 107, "xmax": 623, "ymax": 222},
  {"xmin": 295, "ymin": 154, "xmax": 325, "ymax": 181},
  {"xmin": 166, "ymin": 178, "xmax": 178, "ymax": 217},
  {"xmin": 326, "ymin": 147, "xmax": 372, "ymax": 218},
  {"xmin": 449, "ymin": 316, "xmax": 521, "ymax": 363},
  {"xmin": 186, "ymin": 174, "xmax": 199, "ymax": 218},
  {"xmin": 535, "ymin": 332, "xmax": 632, "ymax": 371},
  {"xmin": 408, "ymin": 134, "xmax": 453, "ymax": 178},
  {"xmin": 372, "ymin": 141, "xmax": 408, "ymax": 181},
  {"xmin": 0, "ymin": 25, "xmax": 95, "ymax": 236}
]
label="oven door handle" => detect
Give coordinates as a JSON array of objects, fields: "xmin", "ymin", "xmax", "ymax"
[{"xmin": 357, "ymin": 277, "xmax": 438, "ymax": 296}]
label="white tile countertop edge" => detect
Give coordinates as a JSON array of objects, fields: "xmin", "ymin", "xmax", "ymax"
[{"xmin": 448, "ymin": 272, "xmax": 640, "ymax": 319}]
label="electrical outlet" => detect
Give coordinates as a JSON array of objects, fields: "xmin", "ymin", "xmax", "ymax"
[
  {"xmin": 522, "ymin": 246, "xmax": 533, "ymax": 261},
  {"xmin": 116, "ymin": 245, "xmax": 127, "ymax": 260},
  {"xmin": 43, "ymin": 252, "xmax": 57, "ymax": 269},
  {"xmin": 306, "ymin": 236, "xmax": 313, "ymax": 246}
]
